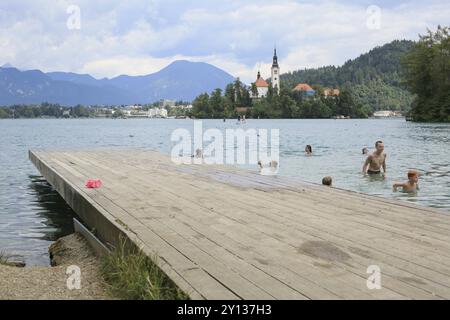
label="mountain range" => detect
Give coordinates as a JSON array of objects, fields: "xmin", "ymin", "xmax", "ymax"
[
  {"xmin": 0, "ymin": 60, "xmax": 235, "ymax": 106},
  {"xmin": 1, "ymin": 40, "xmax": 415, "ymax": 110}
]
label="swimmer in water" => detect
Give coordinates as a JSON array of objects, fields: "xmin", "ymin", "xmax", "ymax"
[
  {"xmin": 305, "ymin": 145, "xmax": 312, "ymax": 155},
  {"xmin": 393, "ymin": 170, "xmax": 419, "ymax": 193},
  {"xmin": 362, "ymin": 147, "xmax": 369, "ymax": 155},
  {"xmin": 362, "ymin": 141, "xmax": 386, "ymax": 176},
  {"xmin": 322, "ymin": 176, "xmax": 332, "ymax": 187},
  {"xmin": 258, "ymin": 160, "xmax": 278, "ymax": 175}
]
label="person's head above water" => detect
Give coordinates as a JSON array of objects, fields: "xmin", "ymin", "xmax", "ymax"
[
  {"xmin": 362, "ymin": 147, "xmax": 369, "ymax": 155},
  {"xmin": 305, "ymin": 145, "xmax": 312, "ymax": 154},
  {"xmin": 407, "ymin": 170, "xmax": 419, "ymax": 183},
  {"xmin": 375, "ymin": 140, "xmax": 384, "ymax": 153},
  {"xmin": 322, "ymin": 176, "xmax": 332, "ymax": 186}
]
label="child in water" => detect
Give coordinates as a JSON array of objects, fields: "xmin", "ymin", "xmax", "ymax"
[
  {"xmin": 393, "ymin": 170, "xmax": 419, "ymax": 193},
  {"xmin": 322, "ymin": 176, "xmax": 332, "ymax": 187}
]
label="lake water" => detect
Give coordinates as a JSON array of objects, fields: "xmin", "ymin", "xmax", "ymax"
[{"xmin": 1, "ymin": 118, "xmax": 449, "ymax": 265}]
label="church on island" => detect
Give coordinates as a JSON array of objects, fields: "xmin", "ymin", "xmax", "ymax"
[
  {"xmin": 249, "ymin": 49, "xmax": 340, "ymax": 100},
  {"xmin": 251, "ymin": 48, "xmax": 280, "ymax": 99}
]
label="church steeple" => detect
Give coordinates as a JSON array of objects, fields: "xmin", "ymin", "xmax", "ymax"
[
  {"xmin": 272, "ymin": 47, "xmax": 279, "ymax": 68},
  {"xmin": 271, "ymin": 47, "xmax": 280, "ymax": 94}
]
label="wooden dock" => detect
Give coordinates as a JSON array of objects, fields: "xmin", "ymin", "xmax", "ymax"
[{"xmin": 29, "ymin": 149, "xmax": 450, "ymax": 300}]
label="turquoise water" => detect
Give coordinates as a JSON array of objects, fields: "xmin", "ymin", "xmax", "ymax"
[{"xmin": 0, "ymin": 118, "xmax": 449, "ymax": 265}]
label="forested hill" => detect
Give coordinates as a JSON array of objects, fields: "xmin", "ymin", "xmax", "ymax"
[{"xmin": 281, "ymin": 40, "xmax": 415, "ymax": 111}]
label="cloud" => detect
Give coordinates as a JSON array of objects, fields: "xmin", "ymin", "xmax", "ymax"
[{"xmin": 0, "ymin": 0, "xmax": 449, "ymax": 83}]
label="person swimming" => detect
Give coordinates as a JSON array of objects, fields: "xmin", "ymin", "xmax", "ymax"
[
  {"xmin": 393, "ymin": 170, "xmax": 420, "ymax": 193},
  {"xmin": 362, "ymin": 147, "xmax": 369, "ymax": 155},
  {"xmin": 322, "ymin": 176, "xmax": 332, "ymax": 186},
  {"xmin": 362, "ymin": 141, "xmax": 386, "ymax": 175},
  {"xmin": 258, "ymin": 160, "xmax": 278, "ymax": 175},
  {"xmin": 305, "ymin": 145, "xmax": 312, "ymax": 155}
]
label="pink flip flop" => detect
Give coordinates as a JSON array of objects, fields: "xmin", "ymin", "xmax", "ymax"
[{"xmin": 85, "ymin": 179, "xmax": 102, "ymax": 188}]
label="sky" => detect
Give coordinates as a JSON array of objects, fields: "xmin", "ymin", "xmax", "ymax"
[{"xmin": 0, "ymin": 0, "xmax": 449, "ymax": 82}]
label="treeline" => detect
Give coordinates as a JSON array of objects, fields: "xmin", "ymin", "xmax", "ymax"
[
  {"xmin": 0, "ymin": 103, "xmax": 122, "ymax": 119},
  {"xmin": 281, "ymin": 40, "xmax": 415, "ymax": 112},
  {"xmin": 402, "ymin": 26, "xmax": 450, "ymax": 122},
  {"xmin": 189, "ymin": 79, "xmax": 369, "ymax": 119}
]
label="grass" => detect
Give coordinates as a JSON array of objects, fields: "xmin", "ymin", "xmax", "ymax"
[
  {"xmin": 0, "ymin": 251, "xmax": 11, "ymax": 265},
  {"xmin": 0, "ymin": 251, "xmax": 25, "ymax": 267},
  {"xmin": 100, "ymin": 236, "xmax": 189, "ymax": 300},
  {"xmin": 0, "ymin": 252, "xmax": 9, "ymax": 265}
]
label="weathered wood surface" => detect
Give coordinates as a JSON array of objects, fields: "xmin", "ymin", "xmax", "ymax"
[{"xmin": 29, "ymin": 148, "xmax": 450, "ymax": 300}]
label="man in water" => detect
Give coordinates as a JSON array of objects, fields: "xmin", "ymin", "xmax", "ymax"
[{"xmin": 362, "ymin": 141, "xmax": 386, "ymax": 175}]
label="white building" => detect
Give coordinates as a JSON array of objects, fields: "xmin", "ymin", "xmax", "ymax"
[
  {"xmin": 123, "ymin": 107, "xmax": 168, "ymax": 118},
  {"xmin": 149, "ymin": 107, "xmax": 168, "ymax": 118},
  {"xmin": 251, "ymin": 71, "xmax": 269, "ymax": 99},
  {"xmin": 373, "ymin": 110, "xmax": 395, "ymax": 118}
]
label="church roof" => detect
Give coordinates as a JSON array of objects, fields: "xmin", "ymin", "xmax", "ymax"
[
  {"xmin": 293, "ymin": 83, "xmax": 314, "ymax": 91},
  {"xmin": 255, "ymin": 77, "xmax": 269, "ymax": 87}
]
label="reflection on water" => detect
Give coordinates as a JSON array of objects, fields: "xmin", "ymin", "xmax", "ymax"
[
  {"xmin": 0, "ymin": 118, "xmax": 449, "ymax": 265},
  {"xmin": 28, "ymin": 175, "xmax": 75, "ymax": 242},
  {"xmin": 0, "ymin": 174, "xmax": 75, "ymax": 266}
]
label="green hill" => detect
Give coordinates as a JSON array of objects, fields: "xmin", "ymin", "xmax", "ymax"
[{"xmin": 281, "ymin": 40, "xmax": 415, "ymax": 111}]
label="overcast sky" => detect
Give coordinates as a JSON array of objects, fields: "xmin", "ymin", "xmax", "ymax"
[{"xmin": 0, "ymin": 0, "xmax": 448, "ymax": 82}]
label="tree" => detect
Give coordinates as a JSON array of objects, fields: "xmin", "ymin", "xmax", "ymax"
[
  {"xmin": 191, "ymin": 93, "xmax": 210, "ymax": 118},
  {"xmin": 402, "ymin": 26, "xmax": 450, "ymax": 121},
  {"xmin": 112, "ymin": 108, "xmax": 124, "ymax": 118},
  {"xmin": 336, "ymin": 87, "xmax": 354, "ymax": 116},
  {"xmin": 0, "ymin": 108, "xmax": 10, "ymax": 118},
  {"xmin": 209, "ymin": 88, "xmax": 224, "ymax": 118},
  {"xmin": 72, "ymin": 105, "xmax": 90, "ymax": 117},
  {"xmin": 224, "ymin": 83, "xmax": 236, "ymax": 117},
  {"xmin": 250, "ymin": 83, "xmax": 258, "ymax": 98}
]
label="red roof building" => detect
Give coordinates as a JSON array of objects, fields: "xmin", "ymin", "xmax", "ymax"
[
  {"xmin": 293, "ymin": 83, "xmax": 316, "ymax": 96},
  {"xmin": 251, "ymin": 71, "xmax": 269, "ymax": 99},
  {"xmin": 255, "ymin": 71, "xmax": 269, "ymax": 87},
  {"xmin": 293, "ymin": 83, "xmax": 314, "ymax": 91}
]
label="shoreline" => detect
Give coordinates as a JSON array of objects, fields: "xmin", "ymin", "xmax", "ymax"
[{"xmin": 0, "ymin": 233, "xmax": 113, "ymax": 300}]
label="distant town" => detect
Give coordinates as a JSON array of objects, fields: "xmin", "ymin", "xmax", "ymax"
[{"xmin": 0, "ymin": 100, "xmax": 193, "ymax": 119}]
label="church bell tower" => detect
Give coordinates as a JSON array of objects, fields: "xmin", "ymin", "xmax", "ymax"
[{"xmin": 271, "ymin": 47, "xmax": 280, "ymax": 94}]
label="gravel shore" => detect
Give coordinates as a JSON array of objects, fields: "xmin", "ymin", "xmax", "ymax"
[{"xmin": 0, "ymin": 233, "xmax": 113, "ymax": 300}]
